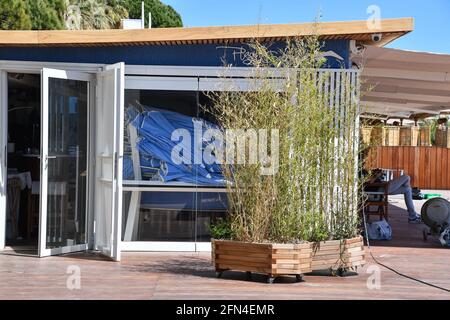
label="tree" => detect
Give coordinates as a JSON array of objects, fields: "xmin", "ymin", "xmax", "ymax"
[
  {"xmin": 0, "ymin": 0, "xmax": 65, "ymax": 30},
  {"xmin": 124, "ymin": 0, "xmax": 182, "ymax": 28},
  {"xmin": 0, "ymin": 0, "xmax": 129, "ymax": 30},
  {"xmin": 0, "ymin": 0, "xmax": 32, "ymax": 30},
  {"xmin": 65, "ymin": 0, "xmax": 129, "ymax": 30},
  {"xmin": 27, "ymin": 0, "xmax": 66, "ymax": 30},
  {"xmin": 0, "ymin": 0, "xmax": 181, "ymax": 30}
]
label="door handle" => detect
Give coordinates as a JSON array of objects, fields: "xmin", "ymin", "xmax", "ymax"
[{"xmin": 44, "ymin": 155, "xmax": 57, "ymax": 170}]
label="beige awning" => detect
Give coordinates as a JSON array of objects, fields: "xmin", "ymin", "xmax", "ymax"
[{"xmin": 353, "ymin": 46, "xmax": 450, "ymax": 119}]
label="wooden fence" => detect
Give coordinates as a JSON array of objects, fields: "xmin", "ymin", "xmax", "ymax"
[{"xmin": 366, "ymin": 146, "xmax": 450, "ymax": 190}]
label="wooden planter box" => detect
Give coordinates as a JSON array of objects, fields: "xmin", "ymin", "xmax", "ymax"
[
  {"xmin": 382, "ymin": 126, "xmax": 400, "ymax": 146},
  {"xmin": 444, "ymin": 129, "xmax": 449, "ymax": 148},
  {"xmin": 435, "ymin": 128, "xmax": 450, "ymax": 148},
  {"xmin": 361, "ymin": 126, "xmax": 373, "ymax": 145},
  {"xmin": 212, "ymin": 239, "xmax": 312, "ymax": 283},
  {"xmin": 399, "ymin": 127, "xmax": 409, "ymax": 146},
  {"xmin": 418, "ymin": 126, "xmax": 431, "ymax": 146},
  {"xmin": 400, "ymin": 126, "xmax": 413, "ymax": 146},
  {"xmin": 311, "ymin": 236, "xmax": 365, "ymax": 273},
  {"xmin": 400, "ymin": 126, "xmax": 422, "ymax": 146},
  {"xmin": 411, "ymin": 126, "xmax": 420, "ymax": 146},
  {"xmin": 370, "ymin": 126, "xmax": 383, "ymax": 146}
]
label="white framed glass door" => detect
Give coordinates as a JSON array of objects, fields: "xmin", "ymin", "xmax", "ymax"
[
  {"xmin": 93, "ymin": 63, "xmax": 124, "ymax": 261},
  {"xmin": 39, "ymin": 68, "xmax": 93, "ymax": 257}
]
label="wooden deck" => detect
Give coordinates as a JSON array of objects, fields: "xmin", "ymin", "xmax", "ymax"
[{"xmin": 1, "ymin": 191, "xmax": 449, "ymax": 300}]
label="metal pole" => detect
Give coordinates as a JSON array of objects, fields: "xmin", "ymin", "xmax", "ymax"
[{"xmin": 141, "ymin": 1, "xmax": 145, "ymax": 29}]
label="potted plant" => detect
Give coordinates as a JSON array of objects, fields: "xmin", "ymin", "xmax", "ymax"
[
  {"xmin": 210, "ymin": 220, "xmax": 312, "ymax": 283},
  {"xmin": 207, "ymin": 34, "xmax": 365, "ymax": 283}
]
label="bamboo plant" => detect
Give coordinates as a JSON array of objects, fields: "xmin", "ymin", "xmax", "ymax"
[{"xmin": 207, "ymin": 35, "xmax": 362, "ymax": 244}]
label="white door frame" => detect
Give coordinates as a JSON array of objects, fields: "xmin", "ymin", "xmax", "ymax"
[
  {"xmin": 0, "ymin": 71, "xmax": 7, "ymax": 250},
  {"xmin": 0, "ymin": 63, "xmax": 250, "ymax": 252},
  {"xmin": 0, "ymin": 62, "xmax": 283, "ymax": 254},
  {"xmin": 39, "ymin": 68, "xmax": 94, "ymax": 257},
  {"xmin": 0, "ymin": 62, "xmax": 99, "ymax": 254},
  {"xmin": 93, "ymin": 63, "xmax": 125, "ymax": 261}
]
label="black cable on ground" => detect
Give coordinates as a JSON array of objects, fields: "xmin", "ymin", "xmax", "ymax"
[{"xmin": 362, "ymin": 206, "xmax": 450, "ymax": 294}]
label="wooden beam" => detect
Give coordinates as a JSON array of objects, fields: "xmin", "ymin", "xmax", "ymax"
[{"xmin": 0, "ymin": 18, "xmax": 413, "ymax": 47}]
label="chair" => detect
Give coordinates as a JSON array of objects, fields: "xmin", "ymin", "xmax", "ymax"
[{"xmin": 363, "ymin": 181, "xmax": 390, "ymax": 221}]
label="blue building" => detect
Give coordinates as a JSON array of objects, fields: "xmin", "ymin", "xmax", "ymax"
[{"xmin": 0, "ymin": 18, "xmax": 413, "ymax": 260}]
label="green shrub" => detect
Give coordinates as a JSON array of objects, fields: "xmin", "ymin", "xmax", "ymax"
[{"xmin": 209, "ymin": 218, "xmax": 234, "ymax": 240}]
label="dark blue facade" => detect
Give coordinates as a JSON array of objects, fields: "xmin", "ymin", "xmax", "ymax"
[{"xmin": 0, "ymin": 40, "xmax": 350, "ymax": 68}]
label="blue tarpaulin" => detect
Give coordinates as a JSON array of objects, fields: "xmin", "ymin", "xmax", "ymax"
[{"xmin": 123, "ymin": 106, "xmax": 226, "ymax": 186}]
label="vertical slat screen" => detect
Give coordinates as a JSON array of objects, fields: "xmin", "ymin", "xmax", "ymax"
[{"xmin": 317, "ymin": 69, "xmax": 360, "ymax": 233}]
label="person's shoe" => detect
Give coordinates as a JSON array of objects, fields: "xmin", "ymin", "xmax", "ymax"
[{"xmin": 408, "ymin": 215, "xmax": 423, "ymax": 224}]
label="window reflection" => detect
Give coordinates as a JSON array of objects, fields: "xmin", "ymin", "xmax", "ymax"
[
  {"xmin": 122, "ymin": 88, "xmax": 228, "ymax": 243},
  {"xmin": 46, "ymin": 78, "xmax": 88, "ymax": 248}
]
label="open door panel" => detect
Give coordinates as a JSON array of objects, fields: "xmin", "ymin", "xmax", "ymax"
[
  {"xmin": 94, "ymin": 63, "xmax": 124, "ymax": 261},
  {"xmin": 39, "ymin": 68, "xmax": 93, "ymax": 257}
]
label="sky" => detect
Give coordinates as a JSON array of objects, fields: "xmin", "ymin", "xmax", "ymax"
[{"xmin": 163, "ymin": 0, "xmax": 450, "ymax": 54}]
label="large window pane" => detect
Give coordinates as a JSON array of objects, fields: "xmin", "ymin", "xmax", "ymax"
[
  {"xmin": 122, "ymin": 86, "xmax": 228, "ymax": 244},
  {"xmin": 122, "ymin": 191, "xmax": 227, "ymax": 242},
  {"xmin": 196, "ymin": 192, "xmax": 227, "ymax": 242},
  {"xmin": 46, "ymin": 78, "xmax": 88, "ymax": 248},
  {"xmin": 123, "ymin": 89, "xmax": 200, "ymax": 183},
  {"xmin": 122, "ymin": 191, "xmax": 196, "ymax": 242}
]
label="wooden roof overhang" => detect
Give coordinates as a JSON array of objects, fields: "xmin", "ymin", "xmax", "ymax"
[{"xmin": 0, "ymin": 18, "xmax": 413, "ymax": 47}]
